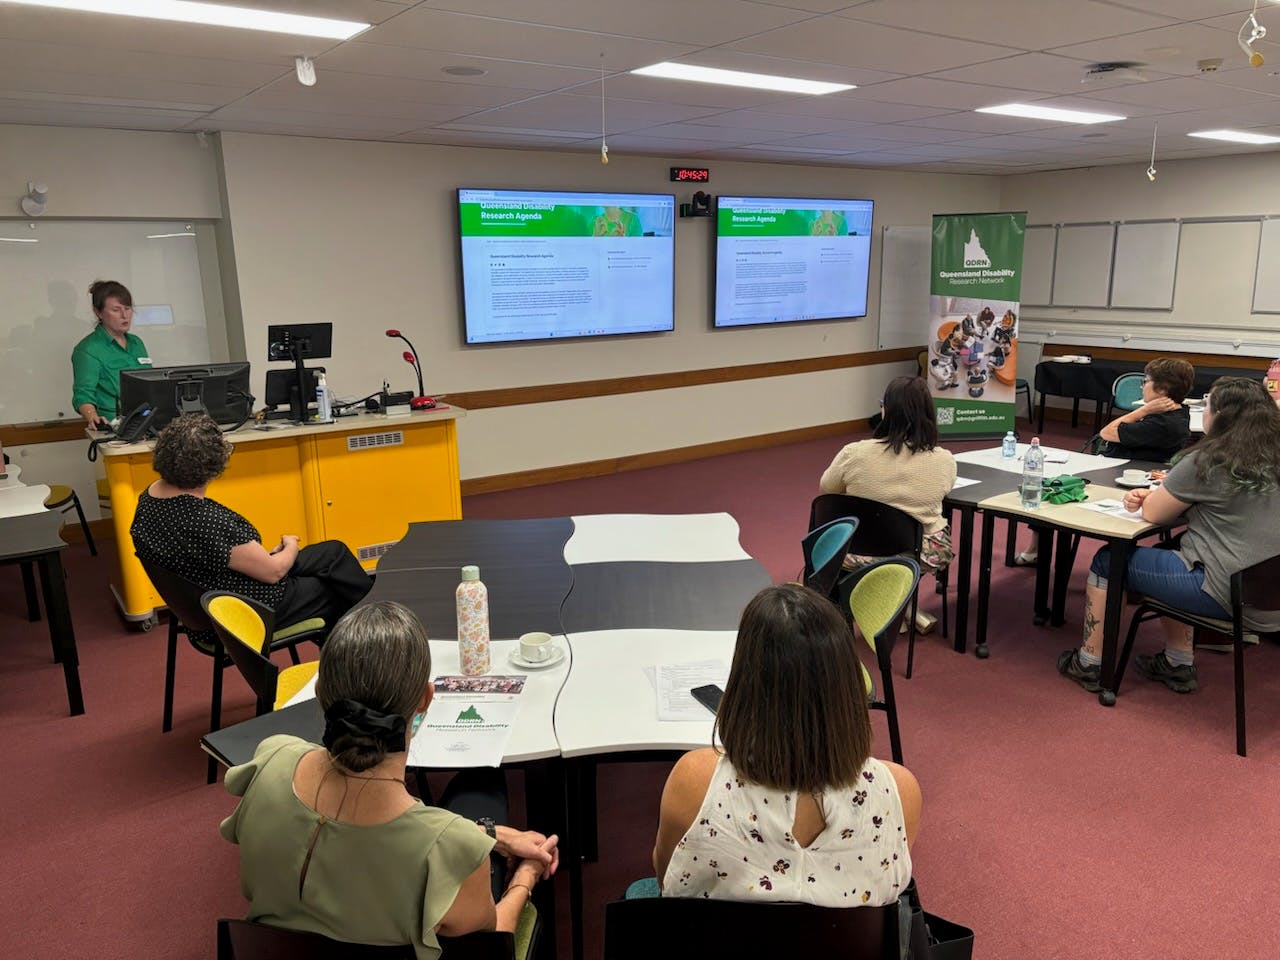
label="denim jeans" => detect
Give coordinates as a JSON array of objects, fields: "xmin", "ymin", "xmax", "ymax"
[{"xmin": 1089, "ymin": 545, "xmax": 1229, "ymax": 619}]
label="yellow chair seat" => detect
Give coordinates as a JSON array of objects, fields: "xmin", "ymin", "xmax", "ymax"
[
  {"xmin": 43, "ymin": 484, "xmax": 75, "ymax": 509},
  {"xmin": 273, "ymin": 661, "xmax": 319, "ymax": 711}
]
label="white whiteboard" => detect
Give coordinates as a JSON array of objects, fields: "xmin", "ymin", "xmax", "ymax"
[
  {"xmin": 0, "ymin": 220, "xmax": 218, "ymax": 424},
  {"xmin": 1052, "ymin": 223, "xmax": 1114, "ymax": 307},
  {"xmin": 1110, "ymin": 221, "xmax": 1179, "ymax": 309},
  {"xmin": 877, "ymin": 225, "xmax": 931, "ymax": 350},
  {"xmin": 1253, "ymin": 218, "xmax": 1280, "ymax": 313},
  {"xmin": 1022, "ymin": 225, "xmax": 1055, "ymax": 306}
]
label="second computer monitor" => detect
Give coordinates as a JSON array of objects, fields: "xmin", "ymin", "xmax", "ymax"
[{"xmin": 266, "ymin": 323, "xmax": 332, "ymax": 362}]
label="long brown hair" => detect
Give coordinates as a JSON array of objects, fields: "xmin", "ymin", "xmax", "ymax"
[
  {"xmin": 716, "ymin": 583, "xmax": 872, "ymax": 792},
  {"xmin": 1181, "ymin": 376, "xmax": 1280, "ymax": 494},
  {"xmin": 874, "ymin": 375, "xmax": 939, "ymax": 454}
]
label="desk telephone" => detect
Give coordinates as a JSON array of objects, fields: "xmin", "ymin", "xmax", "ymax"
[{"xmin": 115, "ymin": 401, "xmax": 160, "ymax": 442}]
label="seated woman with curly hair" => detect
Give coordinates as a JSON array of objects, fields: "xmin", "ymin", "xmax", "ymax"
[{"xmin": 129, "ymin": 413, "xmax": 371, "ymax": 628}]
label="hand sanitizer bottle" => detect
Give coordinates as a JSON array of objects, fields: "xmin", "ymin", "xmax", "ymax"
[{"xmin": 315, "ymin": 371, "xmax": 332, "ymax": 423}]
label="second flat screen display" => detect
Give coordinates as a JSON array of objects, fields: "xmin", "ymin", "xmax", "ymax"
[{"xmin": 715, "ymin": 196, "xmax": 874, "ymax": 328}]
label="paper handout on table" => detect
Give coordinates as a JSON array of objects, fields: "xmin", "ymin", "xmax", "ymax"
[
  {"xmin": 410, "ymin": 675, "xmax": 526, "ymax": 768},
  {"xmin": 951, "ymin": 477, "xmax": 981, "ymax": 490},
  {"xmin": 1079, "ymin": 499, "xmax": 1148, "ymax": 523},
  {"xmin": 649, "ymin": 659, "xmax": 731, "ymax": 722}
]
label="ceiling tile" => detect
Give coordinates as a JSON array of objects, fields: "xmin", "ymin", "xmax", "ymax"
[
  {"xmin": 252, "ymin": 71, "xmax": 542, "ymax": 109},
  {"xmin": 423, "ymin": 0, "xmax": 812, "ymax": 46},
  {"xmin": 927, "ymin": 52, "xmax": 1161, "ymax": 96},
  {"xmin": 855, "ymin": 77, "xmax": 1048, "ymax": 110},
  {"xmin": 317, "ymin": 43, "xmax": 597, "ymax": 90},
  {"xmin": 392, "ymin": 128, "xmax": 588, "ymax": 147},
  {"xmin": 1084, "ymin": 74, "xmax": 1279, "ymax": 110},
  {"xmin": 623, "ymin": 121, "xmax": 795, "ymax": 144},
  {"xmin": 782, "ymin": 130, "xmax": 925, "ymax": 151},
  {"xmin": 227, "ymin": 90, "xmax": 474, "ymax": 124},
  {"xmin": 599, "ymin": 74, "xmax": 804, "ymax": 110},
  {"xmin": 769, "ymin": 93, "xmax": 955, "ymax": 123},
  {"xmin": 0, "ymin": 69, "xmax": 240, "ymax": 112},
  {"xmin": 725, "ymin": 16, "xmax": 1021, "ymax": 74},
  {"xmin": 1047, "ymin": 22, "xmax": 1249, "ymax": 75},
  {"xmin": 442, "ymin": 93, "xmax": 724, "ymax": 134},
  {"xmin": 1109, "ymin": 2, "xmax": 1257, "ymax": 21},
  {"xmin": 838, "ymin": 0, "xmax": 1174, "ymax": 49},
  {"xmin": 687, "ymin": 108, "xmax": 867, "ymax": 134},
  {"xmin": 354, "ymin": 7, "xmax": 697, "ymax": 71},
  {"xmin": 205, "ymin": 105, "xmax": 421, "ymax": 134},
  {"xmin": 0, "ymin": 37, "xmax": 283, "ymax": 89}
]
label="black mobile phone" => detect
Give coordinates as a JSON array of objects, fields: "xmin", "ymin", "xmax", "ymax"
[{"xmin": 690, "ymin": 684, "xmax": 724, "ymax": 715}]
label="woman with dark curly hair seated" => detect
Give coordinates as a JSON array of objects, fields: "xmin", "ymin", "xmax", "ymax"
[{"xmin": 129, "ymin": 413, "xmax": 371, "ymax": 628}]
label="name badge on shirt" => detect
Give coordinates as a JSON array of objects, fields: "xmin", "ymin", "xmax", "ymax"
[{"xmin": 138, "ymin": 357, "xmax": 153, "ymax": 365}]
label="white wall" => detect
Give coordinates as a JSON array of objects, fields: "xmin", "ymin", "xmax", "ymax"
[
  {"xmin": 0, "ymin": 124, "xmax": 222, "ymax": 518},
  {"xmin": 217, "ymin": 132, "xmax": 999, "ymax": 479},
  {"xmin": 1001, "ymin": 153, "xmax": 1280, "ymax": 365}
]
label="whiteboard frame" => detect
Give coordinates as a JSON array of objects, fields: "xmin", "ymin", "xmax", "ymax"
[
  {"xmin": 1050, "ymin": 222, "xmax": 1115, "ymax": 309},
  {"xmin": 1108, "ymin": 218, "xmax": 1180, "ymax": 311},
  {"xmin": 1021, "ymin": 223, "xmax": 1057, "ymax": 307},
  {"xmin": 1252, "ymin": 217, "xmax": 1280, "ymax": 315}
]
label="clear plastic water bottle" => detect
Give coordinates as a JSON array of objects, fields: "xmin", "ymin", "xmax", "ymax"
[
  {"xmin": 315, "ymin": 371, "xmax": 332, "ymax": 423},
  {"xmin": 456, "ymin": 565, "xmax": 490, "ymax": 676},
  {"xmin": 1001, "ymin": 430, "xmax": 1017, "ymax": 461},
  {"xmin": 1021, "ymin": 438, "xmax": 1044, "ymax": 509}
]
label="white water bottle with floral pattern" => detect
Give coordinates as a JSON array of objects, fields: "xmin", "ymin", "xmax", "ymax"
[{"xmin": 456, "ymin": 565, "xmax": 490, "ymax": 676}]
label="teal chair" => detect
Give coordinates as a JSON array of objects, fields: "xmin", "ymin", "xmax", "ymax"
[
  {"xmin": 844, "ymin": 557, "xmax": 921, "ymax": 764},
  {"xmin": 800, "ymin": 516, "xmax": 860, "ymax": 601},
  {"xmin": 1112, "ymin": 372, "xmax": 1146, "ymax": 415}
]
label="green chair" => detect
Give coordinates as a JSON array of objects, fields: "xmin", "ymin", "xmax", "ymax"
[
  {"xmin": 1111, "ymin": 372, "xmax": 1146, "ymax": 416},
  {"xmin": 844, "ymin": 557, "xmax": 921, "ymax": 764}
]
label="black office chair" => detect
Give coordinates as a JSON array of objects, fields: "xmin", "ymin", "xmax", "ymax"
[
  {"xmin": 603, "ymin": 895, "xmax": 898, "ymax": 960},
  {"xmin": 809, "ymin": 494, "xmax": 948, "ymax": 679},
  {"xmin": 140, "ymin": 559, "xmax": 323, "ymax": 782},
  {"xmin": 1114, "ymin": 551, "xmax": 1280, "ymax": 757},
  {"xmin": 1015, "ymin": 378, "xmax": 1033, "ymax": 422},
  {"xmin": 800, "ymin": 516, "xmax": 860, "ymax": 601},
  {"xmin": 217, "ymin": 915, "xmax": 537, "ymax": 960}
]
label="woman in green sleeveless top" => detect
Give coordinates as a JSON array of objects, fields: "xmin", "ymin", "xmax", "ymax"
[{"xmin": 220, "ymin": 602, "xmax": 559, "ymax": 958}]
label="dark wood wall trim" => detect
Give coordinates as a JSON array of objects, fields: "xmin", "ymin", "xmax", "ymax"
[
  {"xmin": 1, "ymin": 421, "xmax": 87, "ymax": 446},
  {"xmin": 1041, "ymin": 342, "xmax": 1263, "ymax": 371},
  {"xmin": 461, "ymin": 418, "xmax": 870, "ymax": 497},
  {"xmin": 446, "ymin": 346, "xmax": 924, "ymax": 411}
]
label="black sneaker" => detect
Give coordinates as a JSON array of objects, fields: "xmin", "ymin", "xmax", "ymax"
[
  {"xmin": 1134, "ymin": 652, "xmax": 1198, "ymax": 693},
  {"xmin": 1057, "ymin": 649, "xmax": 1101, "ymax": 693}
]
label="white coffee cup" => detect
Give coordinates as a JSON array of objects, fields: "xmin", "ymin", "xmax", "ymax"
[
  {"xmin": 518, "ymin": 631, "xmax": 553, "ymax": 663},
  {"xmin": 1122, "ymin": 469, "xmax": 1147, "ymax": 484}
]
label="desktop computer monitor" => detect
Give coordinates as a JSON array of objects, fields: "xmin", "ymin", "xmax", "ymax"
[
  {"xmin": 118, "ymin": 362, "xmax": 253, "ymax": 433},
  {"xmin": 266, "ymin": 323, "xmax": 333, "ymax": 421},
  {"xmin": 264, "ymin": 366, "xmax": 325, "ymax": 419}
]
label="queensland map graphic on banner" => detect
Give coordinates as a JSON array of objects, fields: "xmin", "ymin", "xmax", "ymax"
[{"xmin": 926, "ymin": 212, "xmax": 1027, "ymax": 437}]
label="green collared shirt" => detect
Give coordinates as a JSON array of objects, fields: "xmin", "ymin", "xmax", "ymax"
[{"xmin": 70, "ymin": 325, "xmax": 150, "ymax": 420}]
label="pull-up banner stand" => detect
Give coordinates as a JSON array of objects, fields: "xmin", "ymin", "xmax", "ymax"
[{"xmin": 926, "ymin": 211, "xmax": 1026, "ymax": 439}]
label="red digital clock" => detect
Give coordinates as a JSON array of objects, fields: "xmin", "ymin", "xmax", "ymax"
[{"xmin": 670, "ymin": 166, "xmax": 710, "ymax": 183}]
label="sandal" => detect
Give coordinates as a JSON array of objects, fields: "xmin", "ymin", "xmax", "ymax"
[{"xmin": 1012, "ymin": 551, "xmax": 1038, "ymax": 566}]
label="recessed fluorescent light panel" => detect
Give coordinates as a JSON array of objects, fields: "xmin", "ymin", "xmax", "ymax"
[
  {"xmin": 976, "ymin": 103, "xmax": 1126, "ymax": 124},
  {"xmin": 631, "ymin": 62, "xmax": 853, "ymax": 95},
  {"xmin": 0, "ymin": 0, "xmax": 370, "ymax": 39},
  {"xmin": 1188, "ymin": 129, "xmax": 1280, "ymax": 144},
  {"xmin": 0, "ymin": 237, "xmax": 38, "ymax": 243},
  {"xmin": 146, "ymin": 232, "xmax": 197, "ymax": 239}
]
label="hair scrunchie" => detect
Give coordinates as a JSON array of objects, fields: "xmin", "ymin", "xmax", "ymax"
[{"xmin": 322, "ymin": 699, "xmax": 407, "ymax": 753}]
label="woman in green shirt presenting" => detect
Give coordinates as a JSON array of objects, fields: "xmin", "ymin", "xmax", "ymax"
[{"xmin": 70, "ymin": 279, "xmax": 151, "ymax": 428}]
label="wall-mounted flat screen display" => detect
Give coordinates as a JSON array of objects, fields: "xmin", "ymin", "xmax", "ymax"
[
  {"xmin": 459, "ymin": 188, "xmax": 676, "ymax": 344},
  {"xmin": 714, "ymin": 196, "xmax": 874, "ymax": 328}
]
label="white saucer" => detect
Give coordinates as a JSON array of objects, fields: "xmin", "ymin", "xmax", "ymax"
[
  {"xmin": 1115, "ymin": 476, "xmax": 1152, "ymax": 488},
  {"xmin": 509, "ymin": 646, "xmax": 566, "ymax": 670},
  {"xmin": 1072, "ymin": 356, "xmax": 1092, "ymax": 363}
]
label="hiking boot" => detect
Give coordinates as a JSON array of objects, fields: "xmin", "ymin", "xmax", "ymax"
[
  {"xmin": 1133, "ymin": 651, "xmax": 1198, "ymax": 693},
  {"xmin": 1056, "ymin": 648, "xmax": 1101, "ymax": 693}
]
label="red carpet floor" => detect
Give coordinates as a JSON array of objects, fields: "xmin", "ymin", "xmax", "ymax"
[{"xmin": 3, "ymin": 418, "xmax": 1277, "ymax": 959}]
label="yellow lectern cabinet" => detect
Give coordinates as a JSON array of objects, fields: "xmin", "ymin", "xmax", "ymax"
[{"xmin": 99, "ymin": 407, "xmax": 465, "ymax": 625}]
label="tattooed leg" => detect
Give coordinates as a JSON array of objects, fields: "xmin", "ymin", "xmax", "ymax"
[{"xmin": 1082, "ymin": 583, "xmax": 1105, "ymax": 658}]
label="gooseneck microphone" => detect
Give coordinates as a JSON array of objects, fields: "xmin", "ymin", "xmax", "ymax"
[
  {"xmin": 385, "ymin": 329, "xmax": 433, "ymax": 409},
  {"xmin": 386, "ymin": 332, "xmax": 427, "ymax": 399}
]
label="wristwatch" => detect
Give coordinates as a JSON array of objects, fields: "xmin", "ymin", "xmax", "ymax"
[{"xmin": 476, "ymin": 817, "xmax": 497, "ymax": 840}]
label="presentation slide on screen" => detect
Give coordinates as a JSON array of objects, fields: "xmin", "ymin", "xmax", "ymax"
[
  {"xmin": 715, "ymin": 197, "xmax": 874, "ymax": 327},
  {"xmin": 459, "ymin": 189, "xmax": 675, "ymax": 344}
]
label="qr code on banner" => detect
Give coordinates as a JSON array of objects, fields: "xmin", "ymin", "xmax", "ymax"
[{"xmin": 936, "ymin": 406, "xmax": 955, "ymax": 425}]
